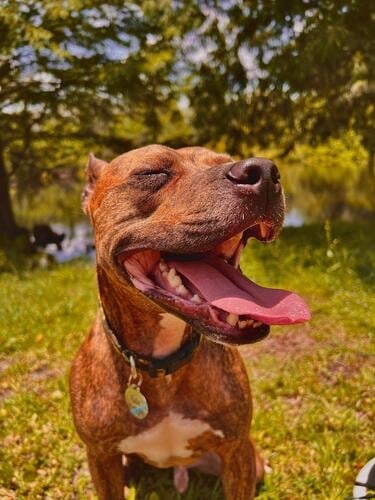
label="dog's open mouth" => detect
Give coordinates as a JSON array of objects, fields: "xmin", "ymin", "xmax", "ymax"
[{"xmin": 117, "ymin": 223, "xmax": 310, "ymax": 344}]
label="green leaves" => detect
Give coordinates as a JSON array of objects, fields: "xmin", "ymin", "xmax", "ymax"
[
  {"xmin": 0, "ymin": 0, "xmax": 374, "ymax": 234},
  {"xmin": 280, "ymin": 131, "xmax": 374, "ymax": 219},
  {"xmin": 0, "ymin": 1, "xmax": 191, "ymax": 234}
]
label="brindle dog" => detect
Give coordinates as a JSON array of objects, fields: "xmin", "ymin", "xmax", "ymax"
[{"xmin": 70, "ymin": 145, "xmax": 310, "ymax": 499}]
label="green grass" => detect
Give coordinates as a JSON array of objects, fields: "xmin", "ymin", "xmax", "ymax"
[{"xmin": 0, "ymin": 223, "xmax": 374, "ymax": 499}]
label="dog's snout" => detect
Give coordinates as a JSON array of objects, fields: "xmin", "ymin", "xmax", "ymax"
[{"xmin": 226, "ymin": 158, "xmax": 280, "ymax": 188}]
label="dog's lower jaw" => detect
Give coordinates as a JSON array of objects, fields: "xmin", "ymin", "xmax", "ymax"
[{"xmin": 97, "ymin": 265, "xmax": 167, "ymax": 358}]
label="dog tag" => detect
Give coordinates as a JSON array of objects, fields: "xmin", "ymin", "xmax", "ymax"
[{"xmin": 125, "ymin": 384, "xmax": 149, "ymax": 419}]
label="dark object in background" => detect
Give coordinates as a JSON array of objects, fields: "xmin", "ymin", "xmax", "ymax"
[
  {"xmin": 85, "ymin": 242, "xmax": 95, "ymax": 255},
  {"xmin": 32, "ymin": 224, "xmax": 65, "ymax": 250}
]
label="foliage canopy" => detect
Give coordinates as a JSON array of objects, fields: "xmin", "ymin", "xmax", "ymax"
[{"xmin": 0, "ymin": 0, "xmax": 374, "ymax": 235}]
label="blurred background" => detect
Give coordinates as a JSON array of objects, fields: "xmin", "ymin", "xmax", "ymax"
[
  {"xmin": 0, "ymin": 2, "xmax": 374, "ymax": 499},
  {"xmin": 0, "ymin": 0, "xmax": 374, "ymax": 265}
]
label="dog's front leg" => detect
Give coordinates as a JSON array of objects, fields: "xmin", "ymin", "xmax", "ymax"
[
  {"xmin": 87, "ymin": 450, "xmax": 125, "ymax": 500},
  {"xmin": 220, "ymin": 439, "xmax": 257, "ymax": 500}
]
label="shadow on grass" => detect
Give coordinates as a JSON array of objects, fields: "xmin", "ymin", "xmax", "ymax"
[{"xmin": 133, "ymin": 465, "xmax": 223, "ymax": 499}]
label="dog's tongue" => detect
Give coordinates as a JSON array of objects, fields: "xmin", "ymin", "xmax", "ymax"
[{"xmin": 169, "ymin": 256, "xmax": 310, "ymax": 325}]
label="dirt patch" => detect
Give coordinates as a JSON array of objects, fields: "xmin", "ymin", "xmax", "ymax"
[
  {"xmin": 319, "ymin": 356, "xmax": 366, "ymax": 386},
  {"xmin": 0, "ymin": 357, "xmax": 15, "ymax": 402},
  {"xmin": 21, "ymin": 360, "xmax": 64, "ymax": 396},
  {"xmin": 0, "ymin": 387, "xmax": 13, "ymax": 402},
  {"xmin": 327, "ymin": 359, "xmax": 357, "ymax": 376},
  {"xmin": 0, "ymin": 359, "xmax": 63, "ymax": 401},
  {"xmin": 240, "ymin": 324, "xmax": 316, "ymax": 361},
  {"xmin": 0, "ymin": 357, "xmax": 15, "ymax": 374},
  {"xmin": 0, "ymin": 487, "xmax": 16, "ymax": 499},
  {"xmin": 27, "ymin": 362, "xmax": 62, "ymax": 382}
]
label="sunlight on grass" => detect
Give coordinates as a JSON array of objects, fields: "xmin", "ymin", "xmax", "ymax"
[{"xmin": 0, "ymin": 224, "xmax": 374, "ymax": 499}]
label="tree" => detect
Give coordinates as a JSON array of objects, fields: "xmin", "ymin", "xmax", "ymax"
[
  {"xmin": 180, "ymin": 1, "xmax": 374, "ymax": 165},
  {"xmin": 280, "ymin": 131, "xmax": 372, "ymax": 220},
  {"xmin": 1, "ymin": 1, "xmax": 374, "ymax": 237},
  {"xmin": 0, "ymin": 0, "xmax": 191, "ymax": 237}
]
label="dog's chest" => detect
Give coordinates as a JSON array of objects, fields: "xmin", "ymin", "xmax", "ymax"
[{"xmin": 118, "ymin": 412, "xmax": 224, "ymax": 467}]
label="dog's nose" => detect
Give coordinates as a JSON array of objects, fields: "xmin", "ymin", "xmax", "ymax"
[{"xmin": 226, "ymin": 158, "xmax": 280, "ymax": 188}]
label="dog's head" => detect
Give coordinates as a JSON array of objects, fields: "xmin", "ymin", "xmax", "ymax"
[{"xmin": 83, "ymin": 144, "xmax": 310, "ymax": 345}]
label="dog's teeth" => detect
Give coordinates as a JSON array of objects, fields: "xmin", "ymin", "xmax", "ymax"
[
  {"xmin": 253, "ymin": 321, "xmax": 262, "ymax": 327},
  {"xmin": 167, "ymin": 268, "xmax": 182, "ymax": 287},
  {"xmin": 191, "ymin": 294, "xmax": 202, "ymax": 304},
  {"xmin": 171, "ymin": 276, "xmax": 182, "ymax": 287},
  {"xmin": 172, "ymin": 275, "xmax": 183, "ymax": 287},
  {"xmin": 238, "ymin": 319, "xmax": 254, "ymax": 329},
  {"xmin": 168, "ymin": 267, "xmax": 176, "ymax": 278},
  {"xmin": 226, "ymin": 313, "xmax": 239, "ymax": 326},
  {"xmin": 176, "ymin": 284, "xmax": 189, "ymax": 297},
  {"xmin": 159, "ymin": 260, "xmax": 168, "ymax": 272}
]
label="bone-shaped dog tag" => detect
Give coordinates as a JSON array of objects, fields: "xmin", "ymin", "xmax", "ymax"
[{"xmin": 125, "ymin": 384, "xmax": 149, "ymax": 419}]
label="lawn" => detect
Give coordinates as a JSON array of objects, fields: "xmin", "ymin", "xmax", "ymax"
[{"xmin": 0, "ymin": 223, "xmax": 374, "ymax": 499}]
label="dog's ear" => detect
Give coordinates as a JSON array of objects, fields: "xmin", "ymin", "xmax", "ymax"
[{"xmin": 82, "ymin": 153, "xmax": 109, "ymax": 216}]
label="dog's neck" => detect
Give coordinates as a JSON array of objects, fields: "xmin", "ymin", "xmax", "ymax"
[{"xmin": 97, "ymin": 266, "xmax": 189, "ymax": 358}]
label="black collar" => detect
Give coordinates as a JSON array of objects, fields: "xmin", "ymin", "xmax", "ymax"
[{"xmin": 99, "ymin": 304, "xmax": 201, "ymax": 378}]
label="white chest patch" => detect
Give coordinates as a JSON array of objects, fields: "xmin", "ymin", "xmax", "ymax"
[
  {"xmin": 153, "ymin": 313, "xmax": 188, "ymax": 358},
  {"xmin": 118, "ymin": 412, "xmax": 224, "ymax": 467}
]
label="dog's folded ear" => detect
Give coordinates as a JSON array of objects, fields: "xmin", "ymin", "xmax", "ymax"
[{"xmin": 82, "ymin": 153, "xmax": 109, "ymax": 216}]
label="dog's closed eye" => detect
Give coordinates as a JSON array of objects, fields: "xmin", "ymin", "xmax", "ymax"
[
  {"xmin": 136, "ymin": 168, "xmax": 170, "ymax": 178},
  {"xmin": 130, "ymin": 167, "xmax": 173, "ymax": 191}
]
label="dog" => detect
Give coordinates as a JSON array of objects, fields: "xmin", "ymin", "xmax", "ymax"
[
  {"xmin": 70, "ymin": 145, "xmax": 310, "ymax": 499},
  {"xmin": 32, "ymin": 224, "xmax": 65, "ymax": 250}
]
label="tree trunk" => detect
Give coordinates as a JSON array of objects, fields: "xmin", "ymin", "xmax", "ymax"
[{"xmin": 0, "ymin": 146, "xmax": 20, "ymax": 238}]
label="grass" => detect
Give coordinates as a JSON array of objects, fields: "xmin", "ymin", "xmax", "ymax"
[{"xmin": 0, "ymin": 222, "xmax": 374, "ymax": 499}]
